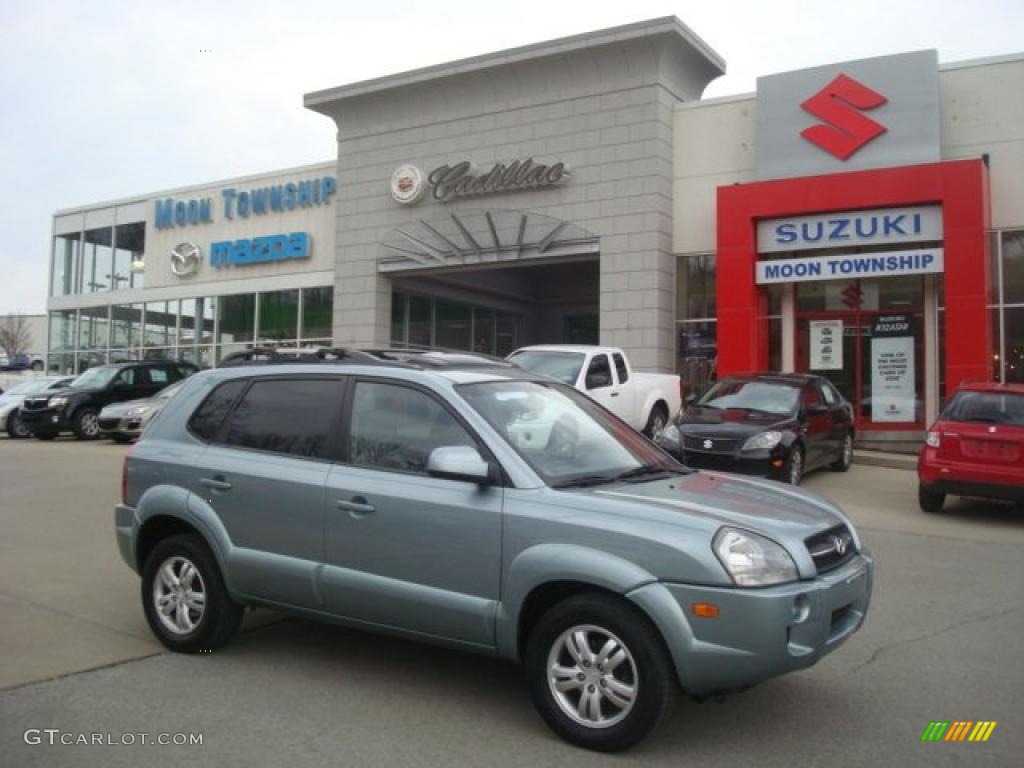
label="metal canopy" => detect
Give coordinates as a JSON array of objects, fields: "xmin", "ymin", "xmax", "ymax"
[{"xmin": 378, "ymin": 209, "xmax": 599, "ymax": 273}]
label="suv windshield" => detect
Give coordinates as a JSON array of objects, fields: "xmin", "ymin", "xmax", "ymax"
[
  {"xmin": 697, "ymin": 379, "xmax": 800, "ymax": 416},
  {"xmin": 507, "ymin": 351, "xmax": 585, "ymax": 385},
  {"xmin": 943, "ymin": 390, "xmax": 1024, "ymax": 426},
  {"xmin": 459, "ymin": 380, "xmax": 680, "ymax": 486},
  {"xmin": 70, "ymin": 366, "xmax": 120, "ymax": 390}
]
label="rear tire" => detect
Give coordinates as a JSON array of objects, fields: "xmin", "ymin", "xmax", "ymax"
[
  {"xmin": 6, "ymin": 411, "xmax": 30, "ymax": 439},
  {"xmin": 919, "ymin": 485, "xmax": 945, "ymax": 514},
  {"xmin": 71, "ymin": 408, "xmax": 100, "ymax": 440},
  {"xmin": 525, "ymin": 593, "xmax": 675, "ymax": 752},
  {"xmin": 141, "ymin": 534, "xmax": 243, "ymax": 653},
  {"xmin": 643, "ymin": 403, "xmax": 669, "ymax": 440}
]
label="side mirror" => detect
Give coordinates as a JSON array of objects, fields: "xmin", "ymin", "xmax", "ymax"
[
  {"xmin": 427, "ymin": 446, "xmax": 495, "ymax": 485},
  {"xmin": 685, "ymin": 393, "xmax": 698, "ymax": 406}
]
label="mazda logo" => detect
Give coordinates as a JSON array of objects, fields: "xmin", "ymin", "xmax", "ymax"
[
  {"xmin": 831, "ymin": 535, "xmax": 848, "ymax": 556},
  {"xmin": 703, "ymin": 439, "xmax": 713, "ymax": 450},
  {"xmin": 170, "ymin": 242, "xmax": 202, "ymax": 277}
]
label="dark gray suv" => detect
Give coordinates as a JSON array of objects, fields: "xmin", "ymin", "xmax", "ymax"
[{"xmin": 116, "ymin": 357, "xmax": 872, "ymax": 751}]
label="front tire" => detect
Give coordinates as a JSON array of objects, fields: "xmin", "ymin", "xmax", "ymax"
[
  {"xmin": 918, "ymin": 485, "xmax": 945, "ymax": 514},
  {"xmin": 71, "ymin": 408, "xmax": 100, "ymax": 440},
  {"xmin": 784, "ymin": 444, "xmax": 804, "ymax": 485},
  {"xmin": 141, "ymin": 534, "xmax": 243, "ymax": 653},
  {"xmin": 525, "ymin": 594, "xmax": 675, "ymax": 752},
  {"xmin": 830, "ymin": 431, "xmax": 854, "ymax": 472},
  {"xmin": 6, "ymin": 411, "xmax": 30, "ymax": 438}
]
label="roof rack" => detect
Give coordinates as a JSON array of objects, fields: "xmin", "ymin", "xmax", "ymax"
[{"xmin": 216, "ymin": 345, "xmax": 516, "ymax": 371}]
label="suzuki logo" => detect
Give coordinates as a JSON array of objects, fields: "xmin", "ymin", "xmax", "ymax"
[{"xmin": 800, "ymin": 74, "xmax": 888, "ymax": 160}]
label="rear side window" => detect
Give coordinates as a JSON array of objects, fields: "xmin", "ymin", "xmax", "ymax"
[
  {"xmin": 223, "ymin": 378, "xmax": 342, "ymax": 458},
  {"xmin": 149, "ymin": 367, "xmax": 170, "ymax": 385},
  {"xmin": 613, "ymin": 353, "xmax": 629, "ymax": 383},
  {"xmin": 189, "ymin": 380, "xmax": 247, "ymax": 441}
]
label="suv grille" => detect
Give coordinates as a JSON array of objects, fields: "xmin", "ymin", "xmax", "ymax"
[
  {"xmin": 22, "ymin": 397, "xmax": 49, "ymax": 411},
  {"xmin": 805, "ymin": 525, "xmax": 857, "ymax": 574},
  {"xmin": 683, "ymin": 435, "xmax": 739, "ymax": 454}
]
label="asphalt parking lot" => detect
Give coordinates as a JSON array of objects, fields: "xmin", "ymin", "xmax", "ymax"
[{"xmin": 1, "ymin": 435, "xmax": 1022, "ymax": 767}]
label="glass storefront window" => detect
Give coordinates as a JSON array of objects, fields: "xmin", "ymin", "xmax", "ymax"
[
  {"xmin": 408, "ymin": 295, "xmax": 431, "ymax": 347},
  {"xmin": 143, "ymin": 301, "xmax": 175, "ymax": 347},
  {"xmin": 473, "ymin": 308, "xmax": 495, "ymax": 353},
  {"xmin": 218, "ymin": 294, "xmax": 255, "ymax": 345},
  {"xmin": 1004, "ymin": 307, "xmax": 1024, "ymax": 383},
  {"xmin": 495, "ymin": 313, "xmax": 518, "ymax": 357},
  {"xmin": 78, "ymin": 305, "xmax": 110, "ymax": 351},
  {"xmin": 676, "ymin": 254, "xmax": 716, "ymax": 320},
  {"xmin": 111, "ymin": 304, "xmax": 142, "ymax": 349},
  {"xmin": 259, "ymin": 290, "xmax": 299, "ymax": 341},
  {"xmin": 434, "ymin": 300, "xmax": 472, "ymax": 350},
  {"xmin": 301, "ymin": 287, "xmax": 333, "ymax": 341},
  {"xmin": 1003, "ymin": 230, "xmax": 1024, "ymax": 304},
  {"xmin": 677, "ymin": 321, "xmax": 717, "ymax": 397},
  {"xmin": 113, "ymin": 222, "xmax": 145, "ymax": 291},
  {"xmin": 391, "ymin": 292, "xmax": 407, "ymax": 344},
  {"xmin": 52, "ymin": 233, "xmax": 80, "ymax": 297},
  {"xmin": 81, "ymin": 227, "xmax": 114, "ymax": 293},
  {"xmin": 49, "ymin": 310, "xmax": 76, "ymax": 353}
]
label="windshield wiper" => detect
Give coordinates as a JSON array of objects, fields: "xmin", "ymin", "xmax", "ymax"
[
  {"xmin": 615, "ymin": 464, "xmax": 691, "ymax": 481},
  {"xmin": 552, "ymin": 474, "xmax": 619, "ymax": 489}
]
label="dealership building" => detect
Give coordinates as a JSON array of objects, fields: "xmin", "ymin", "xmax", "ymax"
[{"xmin": 46, "ymin": 17, "xmax": 1023, "ymax": 447}]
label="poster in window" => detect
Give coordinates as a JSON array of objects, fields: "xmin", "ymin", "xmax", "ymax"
[
  {"xmin": 809, "ymin": 319, "xmax": 843, "ymax": 370},
  {"xmin": 870, "ymin": 314, "xmax": 916, "ymax": 422}
]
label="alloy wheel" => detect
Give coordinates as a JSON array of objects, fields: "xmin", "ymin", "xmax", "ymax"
[
  {"xmin": 547, "ymin": 624, "xmax": 638, "ymax": 729},
  {"xmin": 80, "ymin": 412, "xmax": 99, "ymax": 437},
  {"xmin": 650, "ymin": 413, "xmax": 667, "ymax": 440},
  {"xmin": 152, "ymin": 556, "xmax": 206, "ymax": 635},
  {"xmin": 11, "ymin": 413, "xmax": 29, "ymax": 438}
]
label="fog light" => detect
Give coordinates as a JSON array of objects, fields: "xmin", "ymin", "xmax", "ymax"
[
  {"xmin": 691, "ymin": 602, "xmax": 719, "ymax": 618},
  {"xmin": 792, "ymin": 594, "xmax": 810, "ymax": 623},
  {"xmin": 771, "ymin": 459, "xmax": 784, "ymax": 468}
]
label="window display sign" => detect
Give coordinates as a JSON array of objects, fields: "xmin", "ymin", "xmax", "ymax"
[
  {"xmin": 810, "ymin": 319, "xmax": 843, "ymax": 370},
  {"xmin": 870, "ymin": 314, "xmax": 916, "ymax": 422}
]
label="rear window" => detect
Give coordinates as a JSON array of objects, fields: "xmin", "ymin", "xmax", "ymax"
[
  {"xmin": 613, "ymin": 353, "xmax": 629, "ymax": 383},
  {"xmin": 189, "ymin": 380, "xmax": 247, "ymax": 441},
  {"xmin": 942, "ymin": 390, "xmax": 1024, "ymax": 427},
  {"xmin": 223, "ymin": 378, "xmax": 343, "ymax": 458}
]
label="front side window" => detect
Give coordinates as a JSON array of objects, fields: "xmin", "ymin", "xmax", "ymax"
[
  {"xmin": 115, "ymin": 368, "xmax": 136, "ymax": 386},
  {"xmin": 585, "ymin": 355, "xmax": 613, "ymax": 390},
  {"xmin": 349, "ymin": 381, "xmax": 477, "ymax": 473},
  {"xmin": 223, "ymin": 378, "xmax": 342, "ymax": 458},
  {"xmin": 459, "ymin": 380, "xmax": 675, "ymax": 486}
]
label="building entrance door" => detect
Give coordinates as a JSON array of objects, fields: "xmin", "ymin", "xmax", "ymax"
[{"xmin": 795, "ymin": 277, "xmax": 925, "ymax": 430}]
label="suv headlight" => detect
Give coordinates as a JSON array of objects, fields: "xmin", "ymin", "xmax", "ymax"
[
  {"xmin": 713, "ymin": 527, "xmax": 798, "ymax": 586},
  {"xmin": 742, "ymin": 430, "xmax": 782, "ymax": 451},
  {"xmin": 128, "ymin": 405, "xmax": 151, "ymax": 417},
  {"xmin": 49, "ymin": 396, "xmax": 69, "ymax": 409}
]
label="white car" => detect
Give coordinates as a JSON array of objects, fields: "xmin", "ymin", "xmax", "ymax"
[
  {"xmin": 507, "ymin": 345, "xmax": 681, "ymax": 437},
  {"xmin": 0, "ymin": 376, "xmax": 75, "ymax": 437}
]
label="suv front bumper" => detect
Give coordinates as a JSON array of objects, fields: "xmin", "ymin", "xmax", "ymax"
[
  {"xmin": 19, "ymin": 406, "xmax": 70, "ymax": 434},
  {"xmin": 629, "ymin": 552, "xmax": 873, "ymax": 695}
]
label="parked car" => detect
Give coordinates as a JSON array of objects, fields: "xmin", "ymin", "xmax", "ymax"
[
  {"xmin": 507, "ymin": 345, "xmax": 682, "ymax": 437},
  {"xmin": 918, "ymin": 382, "xmax": 1024, "ymax": 513},
  {"xmin": 20, "ymin": 361, "xmax": 198, "ymax": 440},
  {"xmin": 655, "ymin": 373, "xmax": 855, "ymax": 485},
  {"xmin": 116, "ymin": 357, "xmax": 872, "ymax": 751},
  {"xmin": 0, "ymin": 353, "xmax": 44, "ymax": 371},
  {"xmin": 0, "ymin": 376, "xmax": 75, "ymax": 438},
  {"xmin": 98, "ymin": 380, "xmax": 186, "ymax": 443}
]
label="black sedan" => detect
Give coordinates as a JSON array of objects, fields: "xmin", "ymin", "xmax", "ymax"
[{"xmin": 656, "ymin": 373, "xmax": 855, "ymax": 485}]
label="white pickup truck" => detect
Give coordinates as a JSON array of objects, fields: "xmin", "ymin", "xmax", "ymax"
[{"xmin": 506, "ymin": 345, "xmax": 681, "ymax": 437}]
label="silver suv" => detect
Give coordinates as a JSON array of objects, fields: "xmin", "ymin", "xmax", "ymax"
[{"xmin": 115, "ymin": 356, "xmax": 873, "ymax": 751}]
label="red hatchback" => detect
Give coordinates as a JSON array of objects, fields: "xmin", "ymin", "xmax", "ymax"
[{"xmin": 918, "ymin": 383, "xmax": 1024, "ymax": 513}]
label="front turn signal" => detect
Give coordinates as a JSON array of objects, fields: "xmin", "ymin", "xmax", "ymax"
[{"xmin": 691, "ymin": 602, "xmax": 719, "ymax": 618}]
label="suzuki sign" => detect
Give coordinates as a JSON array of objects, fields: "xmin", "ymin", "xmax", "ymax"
[{"xmin": 756, "ymin": 50, "xmax": 940, "ymax": 180}]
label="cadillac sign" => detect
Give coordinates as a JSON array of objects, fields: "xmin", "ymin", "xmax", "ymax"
[{"xmin": 391, "ymin": 158, "xmax": 569, "ymax": 205}]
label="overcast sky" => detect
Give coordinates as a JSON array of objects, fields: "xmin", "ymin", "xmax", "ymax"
[{"xmin": 1, "ymin": 0, "xmax": 1021, "ymax": 315}]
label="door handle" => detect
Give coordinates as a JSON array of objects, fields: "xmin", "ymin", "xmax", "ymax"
[
  {"xmin": 199, "ymin": 476, "xmax": 232, "ymax": 491},
  {"xmin": 336, "ymin": 497, "xmax": 375, "ymax": 517},
  {"xmin": 610, "ymin": 392, "xmax": 620, "ymax": 397}
]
